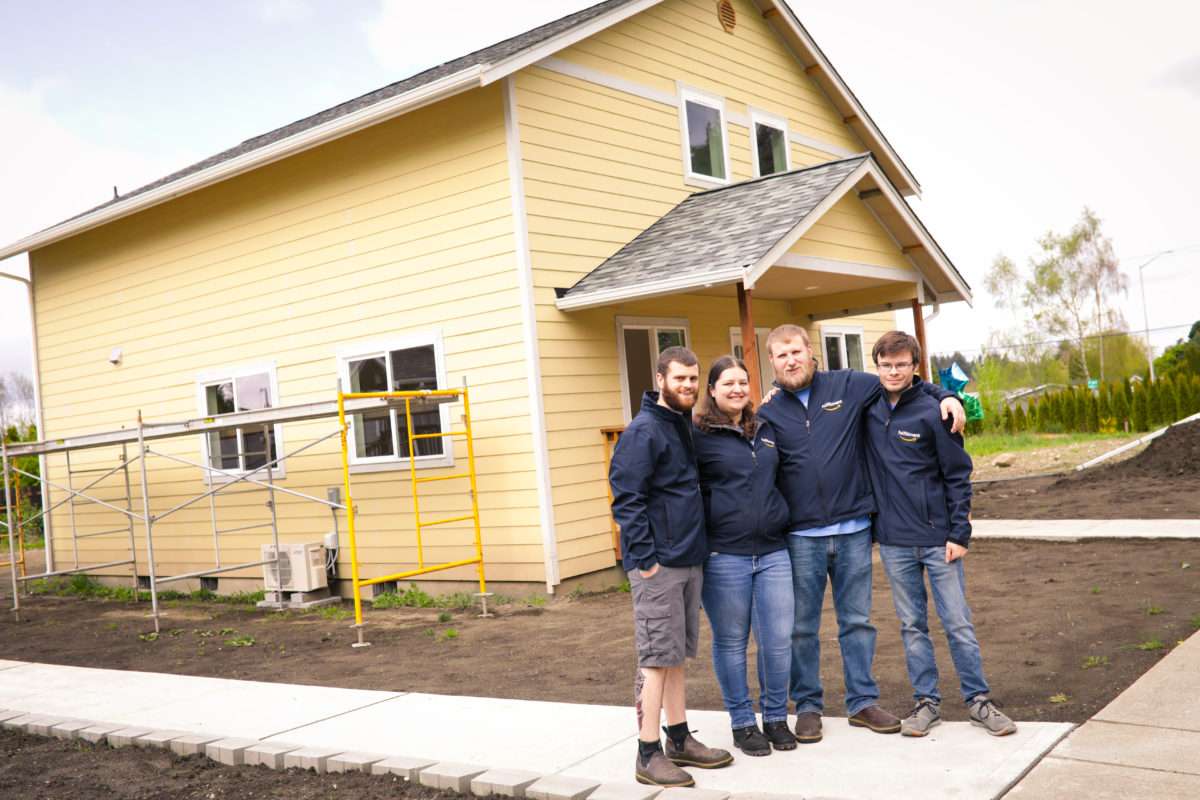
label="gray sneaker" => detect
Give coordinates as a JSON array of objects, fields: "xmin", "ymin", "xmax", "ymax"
[
  {"xmin": 901, "ymin": 698, "xmax": 941, "ymax": 737},
  {"xmin": 968, "ymin": 695, "xmax": 1017, "ymax": 736}
]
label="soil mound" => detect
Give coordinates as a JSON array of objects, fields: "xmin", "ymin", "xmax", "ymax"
[{"xmin": 1099, "ymin": 416, "xmax": 1199, "ymax": 479}]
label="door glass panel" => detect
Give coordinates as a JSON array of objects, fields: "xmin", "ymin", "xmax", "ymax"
[
  {"xmin": 656, "ymin": 329, "xmax": 684, "ymax": 353},
  {"xmin": 845, "ymin": 334, "xmax": 864, "ymax": 371},
  {"xmin": 624, "ymin": 328, "xmax": 653, "ymax": 418},
  {"xmin": 824, "ymin": 336, "xmax": 843, "ymax": 371}
]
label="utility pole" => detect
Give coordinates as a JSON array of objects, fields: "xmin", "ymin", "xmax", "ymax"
[{"xmin": 1136, "ymin": 251, "xmax": 1173, "ymax": 382}]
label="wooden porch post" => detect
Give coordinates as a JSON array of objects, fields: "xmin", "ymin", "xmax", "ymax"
[
  {"xmin": 737, "ymin": 281, "xmax": 762, "ymax": 406},
  {"xmin": 911, "ymin": 298, "xmax": 929, "ymax": 381}
]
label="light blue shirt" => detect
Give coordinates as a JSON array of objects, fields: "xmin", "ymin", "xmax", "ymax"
[{"xmin": 788, "ymin": 386, "xmax": 871, "ymax": 537}]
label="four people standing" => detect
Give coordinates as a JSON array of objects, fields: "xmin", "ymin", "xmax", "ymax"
[{"xmin": 610, "ymin": 327, "xmax": 1004, "ymax": 787}]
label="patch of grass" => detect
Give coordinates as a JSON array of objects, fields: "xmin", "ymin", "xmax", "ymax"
[
  {"xmin": 1135, "ymin": 639, "xmax": 1165, "ymax": 651},
  {"xmin": 1089, "ymin": 586, "xmax": 1102, "ymax": 595},
  {"xmin": 964, "ymin": 431, "xmax": 1135, "ymax": 458},
  {"xmin": 1048, "ymin": 693, "xmax": 1069, "ymax": 704},
  {"xmin": 437, "ymin": 611, "xmax": 452, "ymax": 623},
  {"xmin": 1191, "ymin": 615, "xmax": 1200, "ymax": 630},
  {"xmin": 1145, "ymin": 604, "xmax": 1166, "ymax": 616},
  {"xmin": 527, "ymin": 594, "xmax": 547, "ymax": 608},
  {"xmin": 138, "ymin": 632, "xmax": 159, "ymax": 642},
  {"xmin": 371, "ymin": 584, "xmax": 476, "ymax": 610},
  {"xmin": 25, "ymin": 575, "xmax": 264, "ymax": 605},
  {"xmin": 224, "ymin": 634, "xmax": 255, "ymax": 647},
  {"xmin": 313, "ymin": 604, "xmax": 350, "ymax": 621},
  {"xmin": 218, "ymin": 627, "xmax": 235, "ymax": 635},
  {"xmin": 617, "ymin": 580, "xmax": 631, "ymax": 593},
  {"xmin": 441, "ymin": 628, "xmax": 459, "ymax": 641},
  {"xmin": 1081, "ymin": 655, "xmax": 1109, "ymax": 670},
  {"xmin": 568, "ymin": 585, "xmax": 587, "ymax": 600}
]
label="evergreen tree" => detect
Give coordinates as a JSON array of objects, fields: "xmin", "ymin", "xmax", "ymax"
[
  {"xmin": 1191, "ymin": 376, "xmax": 1200, "ymax": 415},
  {"xmin": 1002, "ymin": 404, "xmax": 1015, "ymax": 435},
  {"xmin": 1088, "ymin": 393, "xmax": 1100, "ymax": 432},
  {"xmin": 1147, "ymin": 380, "xmax": 1164, "ymax": 427},
  {"xmin": 1075, "ymin": 389, "xmax": 1089, "ymax": 432},
  {"xmin": 1132, "ymin": 386, "xmax": 1149, "ymax": 432},
  {"xmin": 1122, "ymin": 376, "xmax": 1134, "ymax": 406},
  {"xmin": 1112, "ymin": 382, "xmax": 1131, "ymax": 432},
  {"xmin": 1098, "ymin": 383, "xmax": 1113, "ymax": 426},
  {"xmin": 1062, "ymin": 389, "xmax": 1077, "ymax": 431},
  {"xmin": 1170, "ymin": 377, "xmax": 1186, "ymax": 422}
]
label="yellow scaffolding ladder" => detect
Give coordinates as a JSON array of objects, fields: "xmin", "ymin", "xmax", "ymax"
[{"xmin": 337, "ymin": 385, "xmax": 486, "ymax": 647}]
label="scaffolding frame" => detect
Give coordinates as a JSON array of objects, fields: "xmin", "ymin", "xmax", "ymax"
[
  {"xmin": 1, "ymin": 395, "xmax": 428, "ymax": 631},
  {"xmin": 339, "ymin": 385, "xmax": 487, "ymax": 648}
]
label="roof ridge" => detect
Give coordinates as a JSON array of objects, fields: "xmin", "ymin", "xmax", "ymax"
[{"xmin": 689, "ymin": 153, "xmax": 871, "ymax": 199}]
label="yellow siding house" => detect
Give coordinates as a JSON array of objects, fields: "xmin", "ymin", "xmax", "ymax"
[{"xmin": 0, "ymin": 0, "xmax": 971, "ymax": 595}]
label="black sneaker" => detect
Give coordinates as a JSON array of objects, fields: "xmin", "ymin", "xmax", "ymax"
[
  {"xmin": 763, "ymin": 720, "xmax": 798, "ymax": 751},
  {"xmin": 732, "ymin": 724, "xmax": 770, "ymax": 757}
]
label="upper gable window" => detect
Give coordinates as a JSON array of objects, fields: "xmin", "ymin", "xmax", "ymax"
[
  {"xmin": 751, "ymin": 110, "xmax": 790, "ymax": 177},
  {"xmin": 678, "ymin": 88, "xmax": 728, "ymax": 184}
]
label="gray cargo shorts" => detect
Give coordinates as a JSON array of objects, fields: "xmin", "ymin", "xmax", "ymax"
[{"xmin": 628, "ymin": 563, "xmax": 703, "ymax": 668}]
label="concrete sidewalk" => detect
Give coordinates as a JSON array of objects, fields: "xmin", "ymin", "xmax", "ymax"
[
  {"xmin": 1009, "ymin": 630, "xmax": 1200, "ymax": 798},
  {"xmin": 0, "ymin": 659, "xmax": 1069, "ymax": 799},
  {"xmin": 972, "ymin": 519, "xmax": 1200, "ymax": 540}
]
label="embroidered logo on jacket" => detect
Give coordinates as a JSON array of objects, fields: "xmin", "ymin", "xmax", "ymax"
[
  {"xmin": 897, "ymin": 430, "xmax": 921, "ymax": 443},
  {"xmin": 761, "ymin": 438, "xmax": 776, "ymax": 448},
  {"xmin": 821, "ymin": 400, "xmax": 844, "ymax": 412}
]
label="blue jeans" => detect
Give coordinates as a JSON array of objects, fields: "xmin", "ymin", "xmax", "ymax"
[
  {"xmin": 701, "ymin": 549, "xmax": 794, "ymax": 728},
  {"xmin": 879, "ymin": 544, "xmax": 990, "ymax": 704},
  {"xmin": 787, "ymin": 529, "xmax": 879, "ymax": 716}
]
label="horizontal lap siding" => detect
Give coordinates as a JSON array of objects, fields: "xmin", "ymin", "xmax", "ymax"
[
  {"xmin": 32, "ymin": 84, "xmax": 549, "ymax": 585},
  {"xmin": 514, "ymin": 0, "xmax": 885, "ymax": 579}
]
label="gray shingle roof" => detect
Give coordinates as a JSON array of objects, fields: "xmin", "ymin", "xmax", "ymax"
[
  {"xmin": 54, "ymin": 0, "xmax": 641, "ymax": 229},
  {"xmin": 560, "ymin": 155, "xmax": 869, "ymax": 302}
]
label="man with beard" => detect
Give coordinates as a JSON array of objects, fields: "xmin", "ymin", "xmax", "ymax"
[
  {"xmin": 610, "ymin": 346, "xmax": 733, "ymax": 787},
  {"xmin": 757, "ymin": 324, "xmax": 964, "ymax": 744}
]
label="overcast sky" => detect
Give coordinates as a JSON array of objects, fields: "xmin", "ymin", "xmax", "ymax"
[{"xmin": 2, "ymin": 0, "xmax": 1198, "ymax": 383}]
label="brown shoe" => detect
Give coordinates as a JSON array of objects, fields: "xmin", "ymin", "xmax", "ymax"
[
  {"xmin": 793, "ymin": 711, "xmax": 823, "ymax": 743},
  {"xmin": 848, "ymin": 705, "xmax": 901, "ymax": 734},
  {"xmin": 635, "ymin": 750, "xmax": 694, "ymax": 787},
  {"xmin": 664, "ymin": 733, "xmax": 734, "ymax": 769}
]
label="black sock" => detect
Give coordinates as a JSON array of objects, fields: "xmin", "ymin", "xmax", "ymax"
[
  {"xmin": 637, "ymin": 738, "xmax": 662, "ymax": 766},
  {"xmin": 664, "ymin": 721, "xmax": 690, "ymax": 748}
]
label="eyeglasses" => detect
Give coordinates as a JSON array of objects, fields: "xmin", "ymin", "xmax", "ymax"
[{"xmin": 877, "ymin": 362, "xmax": 914, "ymax": 373}]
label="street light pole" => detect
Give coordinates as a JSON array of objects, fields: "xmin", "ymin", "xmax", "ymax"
[{"xmin": 1136, "ymin": 251, "xmax": 1173, "ymax": 383}]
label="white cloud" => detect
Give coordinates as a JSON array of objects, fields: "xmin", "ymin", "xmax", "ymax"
[
  {"xmin": 256, "ymin": 0, "xmax": 314, "ymax": 24},
  {"xmin": 364, "ymin": 0, "xmax": 596, "ymax": 76},
  {"xmin": 1157, "ymin": 55, "xmax": 1200, "ymax": 96}
]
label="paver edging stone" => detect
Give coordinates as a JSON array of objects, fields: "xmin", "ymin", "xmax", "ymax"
[
  {"xmin": 586, "ymin": 782, "xmax": 664, "ymax": 800},
  {"xmin": 170, "ymin": 733, "xmax": 224, "ymax": 757},
  {"xmin": 420, "ymin": 762, "xmax": 490, "ymax": 793},
  {"xmin": 50, "ymin": 720, "xmax": 93, "ymax": 739},
  {"xmin": 107, "ymin": 727, "xmax": 154, "ymax": 748},
  {"xmin": 370, "ymin": 755, "xmax": 438, "ymax": 780},
  {"xmin": 657, "ymin": 789, "xmax": 730, "ymax": 800},
  {"xmin": 206, "ymin": 737, "xmax": 260, "ymax": 766},
  {"xmin": 327, "ymin": 751, "xmax": 388, "ymax": 774},
  {"xmin": 470, "ymin": 768, "xmax": 544, "ymax": 797},
  {"xmin": 283, "ymin": 746, "xmax": 344, "ymax": 773},
  {"xmin": 243, "ymin": 741, "xmax": 303, "ymax": 769},
  {"xmin": 526, "ymin": 775, "xmax": 602, "ymax": 800}
]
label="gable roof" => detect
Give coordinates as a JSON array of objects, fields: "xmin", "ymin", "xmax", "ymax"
[
  {"xmin": 0, "ymin": 0, "xmax": 921, "ymax": 261},
  {"xmin": 556, "ymin": 155, "xmax": 970, "ymax": 311}
]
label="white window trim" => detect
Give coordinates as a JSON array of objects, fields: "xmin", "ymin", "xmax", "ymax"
[
  {"xmin": 748, "ymin": 108, "xmax": 791, "ymax": 177},
  {"xmin": 616, "ymin": 316, "xmax": 692, "ymax": 423},
  {"xmin": 195, "ymin": 361, "xmax": 285, "ymax": 482},
  {"xmin": 819, "ymin": 324, "xmax": 866, "ymax": 372},
  {"xmin": 728, "ymin": 326, "xmax": 775, "ymax": 395},
  {"xmin": 337, "ymin": 330, "xmax": 454, "ymax": 472},
  {"xmin": 677, "ymin": 85, "xmax": 730, "ymax": 189}
]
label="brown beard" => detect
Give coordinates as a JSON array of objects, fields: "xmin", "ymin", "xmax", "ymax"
[
  {"xmin": 774, "ymin": 363, "xmax": 814, "ymax": 392},
  {"xmin": 661, "ymin": 383, "xmax": 697, "ymax": 412}
]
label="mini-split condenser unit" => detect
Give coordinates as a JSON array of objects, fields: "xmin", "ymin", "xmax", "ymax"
[{"xmin": 261, "ymin": 542, "xmax": 328, "ymax": 592}]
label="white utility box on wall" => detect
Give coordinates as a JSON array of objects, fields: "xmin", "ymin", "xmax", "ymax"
[{"xmin": 261, "ymin": 542, "xmax": 328, "ymax": 592}]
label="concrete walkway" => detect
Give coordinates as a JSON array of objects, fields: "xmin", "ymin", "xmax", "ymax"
[
  {"xmin": 1008, "ymin": 630, "xmax": 1200, "ymax": 798},
  {"xmin": 0, "ymin": 658, "xmax": 1070, "ymax": 800},
  {"xmin": 972, "ymin": 519, "xmax": 1200, "ymax": 540}
]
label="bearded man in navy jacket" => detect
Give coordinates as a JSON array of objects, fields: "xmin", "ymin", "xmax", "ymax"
[
  {"xmin": 864, "ymin": 330, "xmax": 1016, "ymax": 738},
  {"xmin": 757, "ymin": 323, "xmax": 965, "ymax": 742}
]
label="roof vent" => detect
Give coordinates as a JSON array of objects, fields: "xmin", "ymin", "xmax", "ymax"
[{"xmin": 717, "ymin": 0, "xmax": 736, "ymax": 33}]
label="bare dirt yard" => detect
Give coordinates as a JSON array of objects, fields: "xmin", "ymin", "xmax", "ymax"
[
  {"xmin": 973, "ymin": 418, "xmax": 1200, "ymax": 519},
  {"xmin": 2, "ymin": 537, "xmax": 1199, "ymax": 798}
]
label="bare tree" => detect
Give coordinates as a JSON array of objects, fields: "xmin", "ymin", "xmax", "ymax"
[{"xmin": 1, "ymin": 372, "xmax": 35, "ymax": 428}]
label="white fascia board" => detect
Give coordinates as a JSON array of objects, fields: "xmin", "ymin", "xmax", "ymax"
[
  {"xmin": 0, "ymin": 66, "xmax": 486, "ymax": 261},
  {"xmin": 480, "ymin": 0, "xmax": 665, "ymax": 86},
  {"xmin": 867, "ymin": 173, "xmax": 973, "ymax": 306},
  {"xmin": 762, "ymin": 1, "xmax": 921, "ymax": 196},
  {"xmin": 774, "ymin": 253, "xmax": 920, "ymax": 284},
  {"xmin": 556, "ymin": 269, "xmax": 744, "ymax": 311},
  {"xmin": 743, "ymin": 158, "xmax": 873, "ymax": 288}
]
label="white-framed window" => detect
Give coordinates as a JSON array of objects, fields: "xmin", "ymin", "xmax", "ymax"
[
  {"xmin": 749, "ymin": 109, "xmax": 790, "ymax": 177},
  {"xmin": 338, "ymin": 332, "xmax": 453, "ymax": 471},
  {"xmin": 728, "ymin": 326, "xmax": 776, "ymax": 396},
  {"xmin": 820, "ymin": 325, "xmax": 865, "ymax": 372},
  {"xmin": 617, "ymin": 316, "xmax": 691, "ymax": 422},
  {"xmin": 196, "ymin": 363, "xmax": 284, "ymax": 479},
  {"xmin": 677, "ymin": 86, "xmax": 729, "ymax": 186}
]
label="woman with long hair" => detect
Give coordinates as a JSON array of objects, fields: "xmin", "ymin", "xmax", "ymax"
[{"xmin": 693, "ymin": 355, "xmax": 795, "ymax": 756}]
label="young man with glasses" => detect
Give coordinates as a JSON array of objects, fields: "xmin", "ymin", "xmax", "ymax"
[{"xmin": 864, "ymin": 330, "xmax": 1016, "ymax": 738}]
